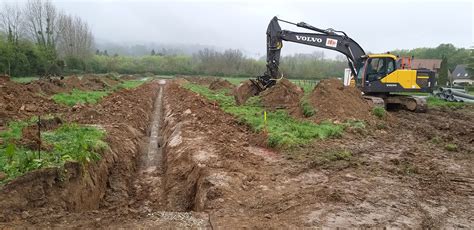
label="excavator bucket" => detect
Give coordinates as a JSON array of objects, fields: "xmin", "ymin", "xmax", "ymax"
[{"xmin": 233, "ymin": 80, "xmax": 261, "ymax": 105}]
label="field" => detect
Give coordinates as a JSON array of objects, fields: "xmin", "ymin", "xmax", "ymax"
[{"xmin": 0, "ymin": 75, "xmax": 473, "ymax": 228}]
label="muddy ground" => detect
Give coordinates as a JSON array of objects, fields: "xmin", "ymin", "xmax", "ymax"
[{"xmin": 0, "ymin": 77, "xmax": 473, "ymax": 228}]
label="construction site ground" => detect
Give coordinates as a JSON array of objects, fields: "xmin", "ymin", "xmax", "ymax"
[{"xmin": 0, "ymin": 76, "xmax": 473, "ymax": 228}]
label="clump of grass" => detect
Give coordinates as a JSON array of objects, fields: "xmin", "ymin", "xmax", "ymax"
[
  {"xmin": 372, "ymin": 106, "xmax": 386, "ymax": 118},
  {"xmin": 0, "ymin": 122, "xmax": 107, "ymax": 183},
  {"xmin": 300, "ymin": 99, "xmax": 316, "ymax": 117},
  {"xmin": 116, "ymin": 80, "xmax": 146, "ymax": 90},
  {"xmin": 444, "ymin": 143, "xmax": 458, "ymax": 152},
  {"xmin": 427, "ymin": 96, "xmax": 464, "ymax": 109},
  {"xmin": 184, "ymin": 83, "xmax": 343, "ymax": 148},
  {"xmin": 323, "ymin": 149, "xmax": 352, "ymax": 161},
  {"xmin": 52, "ymin": 89, "xmax": 109, "ymax": 106}
]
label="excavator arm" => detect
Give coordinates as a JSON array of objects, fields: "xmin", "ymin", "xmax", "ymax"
[{"xmin": 254, "ymin": 16, "xmax": 366, "ymax": 91}]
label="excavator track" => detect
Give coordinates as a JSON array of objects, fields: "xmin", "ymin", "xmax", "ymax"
[
  {"xmin": 364, "ymin": 95, "xmax": 427, "ymax": 112},
  {"xmin": 382, "ymin": 95, "xmax": 428, "ymax": 112}
]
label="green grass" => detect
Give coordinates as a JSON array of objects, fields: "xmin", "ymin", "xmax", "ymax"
[
  {"xmin": 52, "ymin": 89, "xmax": 109, "ymax": 106},
  {"xmin": 117, "ymin": 80, "xmax": 146, "ymax": 89},
  {"xmin": 427, "ymin": 96, "xmax": 464, "ymax": 109},
  {"xmin": 0, "ymin": 122, "xmax": 107, "ymax": 183},
  {"xmin": 184, "ymin": 83, "xmax": 344, "ymax": 148},
  {"xmin": 11, "ymin": 77, "xmax": 37, "ymax": 83}
]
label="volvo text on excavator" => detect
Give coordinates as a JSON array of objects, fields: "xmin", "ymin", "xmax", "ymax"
[{"xmin": 234, "ymin": 17, "xmax": 436, "ymax": 112}]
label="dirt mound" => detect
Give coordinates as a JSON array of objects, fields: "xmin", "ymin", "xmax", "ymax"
[
  {"xmin": 209, "ymin": 78, "xmax": 234, "ymax": 91},
  {"xmin": 102, "ymin": 75, "xmax": 122, "ymax": 87},
  {"xmin": 0, "ymin": 75, "xmax": 10, "ymax": 83},
  {"xmin": 62, "ymin": 75, "xmax": 83, "ymax": 89},
  {"xmin": 121, "ymin": 75, "xmax": 139, "ymax": 80},
  {"xmin": 25, "ymin": 78, "xmax": 66, "ymax": 95},
  {"xmin": 260, "ymin": 78, "xmax": 303, "ymax": 110},
  {"xmin": 182, "ymin": 76, "xmax": 216, "ymax": 85},
  {"xmin": 0, "ymin": 81, "xmax": 66, "ymax": 122},
  {"xmin": 310, "ymin": 79, "xmax": 374, "ymax": 122},
  {"xmin": 80, "ymin": 77, "xmax": 108, "ymax": 91},
  {"xmin": 234, "ymin": 80, "xmax": 260, "ymax": 105}
]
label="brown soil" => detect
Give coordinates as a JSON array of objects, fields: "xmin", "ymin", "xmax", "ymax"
[
  {"xmin": 208, "ymin": 78, "xmax": 234, "ymax": 91},
  {"xmin": 310, "ymin": 78, "xmax": 375, "ymax": 122},
  {"xmin": 0, "ymin": 81, "xmax": 161, "ymax": 225},
  {"xmin": 260, "ymin": 78, "xmax": 303, "ymax": 111},
  {"xmin": 0, "ymin": 74, "xmax": 10, "ymax": 83},
  {"xmin": 120, "ymin": 75, "xmax": 140, "ymax": 80},
  {"xmin": 233, "ymin": 80, "xmax": 260, "ymax": 105},
  {"xmin": 181, "ymin": 75, "xmax": 217, "ymax": 85},
  {"xmin": 0, "ymin": 80, "xmax": 67, "ymax": 123},
  {"xmin": 1, "ymin": 78, "xmax": 472, "ymax": 228}
]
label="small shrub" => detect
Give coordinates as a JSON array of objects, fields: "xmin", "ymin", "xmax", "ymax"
[
  {"xmin": 324, "ymin": 149, "xmax": 352, "ymax": 161},
  {"xmin": 445, "ymin": 143, "xmax": 458, "ymax": 152},
  {"xmin": 372, "ymin": 106, "xmax": 386, "ymax": 118},
  {"xmin": 300, "ymin": 99, "xmax": 316, "ymax": 117}
]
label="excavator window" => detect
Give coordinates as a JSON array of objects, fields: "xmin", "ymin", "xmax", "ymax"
[{"xmin": 365, "ymin": 57, "xmax": 395, "ymax": 82}]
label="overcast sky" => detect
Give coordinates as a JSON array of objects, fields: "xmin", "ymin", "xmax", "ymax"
[{"xmin": 9, "ymin": 0, "xmax": 474, "ymax": 57}]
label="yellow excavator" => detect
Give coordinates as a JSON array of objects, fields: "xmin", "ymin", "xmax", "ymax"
[{"xmin": 235, "ymin": 17, "xmax": 436, "ymax": 112}]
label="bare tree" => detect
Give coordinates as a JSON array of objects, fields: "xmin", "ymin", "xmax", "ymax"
[
  {"xmin": 57, "ymin": 13, "xmax": 94, "ymax": 59},
  {"xmin": 23, "ymin": 0, "xmax": 59, "ymax": 48},
  {"xmin": 0, "ymin": 2, "xmax": 23, "ymax": 43}
]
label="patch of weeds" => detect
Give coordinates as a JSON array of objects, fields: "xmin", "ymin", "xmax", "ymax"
[
  {"xmin": 300, "ymin": 98, "xmax": 316, "ymax": 117},
  {"xmin": 343, "ymin": 120, "xmax": 366, "ymax": 134},
  {"xmin": 0, "ymin": 122, "xmax": 107, "ymax": 183},
  {"xmin": 444, "ymin": 143, "xmax": 458, "ymax": 152},
  {"xmin": 427, "ymin": 96, "xmax": 464, "ymax": 109},
  {"xmin": 184, "ymin": 83, "xmax": 344, "ymax": 148},
  {"xmin": 400, "ymin": 162, "xmax": 419, "ymax": 175},
  {"xmin": 372, "ymin": 106, "xmax": 386, "ymax": 118},
  {"xmin": 308, "ymin": 149, "xmax": 353, "ymax": 168},
  {"xmin": 115, "ymin": 80, "xmax": 146, "ymax": 90},
  {"xmin": 430, "ymin": 136, "xmax": 442, "ymax": 144},
  {"xmin": 376, "ymin": 122, "xmax": 387, "ymax": 130},
  {"xmin": 324, "ymin": 149, "xmax": 352, "ymax": 161},
  {"xmin": 52, "ymin": 89, "xmax": 108, "ymax": 106}
]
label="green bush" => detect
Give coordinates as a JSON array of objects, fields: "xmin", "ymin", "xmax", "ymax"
[{"xmin": 372, "ymin": 107, "xmax": 386, "ymax": 118}]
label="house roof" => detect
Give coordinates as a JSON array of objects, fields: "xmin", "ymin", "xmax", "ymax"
[
  {"xmin": 452, "ymin": 64, "xmax": 470, "ymax": 79},
  {"xmin": 411, "ymin": 59, "xmax": 442, "ymax": 72}
]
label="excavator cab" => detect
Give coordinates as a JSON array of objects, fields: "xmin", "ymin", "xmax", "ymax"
[{"xmin": 357, "ymin": 54, "xmax": 435, "ymax": 95}]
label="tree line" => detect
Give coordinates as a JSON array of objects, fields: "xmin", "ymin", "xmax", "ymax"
[
  {"xmin": 0, "ymin": 0, "xmax": 93, "ymax": 77},
  {"xmin": 0, "ymin": 1, "xmax": 472, "ymax": 80}
]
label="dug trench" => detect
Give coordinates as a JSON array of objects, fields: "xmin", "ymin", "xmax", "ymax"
[{"xmin": 1, "ymin": 79, "xmax": 473, "ymax": 228}]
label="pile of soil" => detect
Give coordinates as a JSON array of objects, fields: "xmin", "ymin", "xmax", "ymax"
[
  {"xmin": 181, "ymin": 76, "xmax": 217, "ymax": 85},
  {"xmin": 310, "ymin": 79, "xmax": 374, "ymax": 122},
  {"xmin": 260, "ymin": 78, "xmax": 303, "ymax": 110},
  {"xmin": 209, "ymin": 78, "xmax": 234, "ymax": 91},
  {"xmin": 62, "ymin": 76, "xmax": 83, "ymax": 89},
  {"xmin": 120, "ymin": 75, "xmax": 139, "ymax": 80},
  {"xmin": 233, "ymin": 80, "xmax": 260, "ymax": 105},
  {"xmin": 0, "ymin": 75, "xmax": 10, "ymax": 83},
  {"xmin": 0, "ymin": 81, "xmax": 66, "ymax": 122}
]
